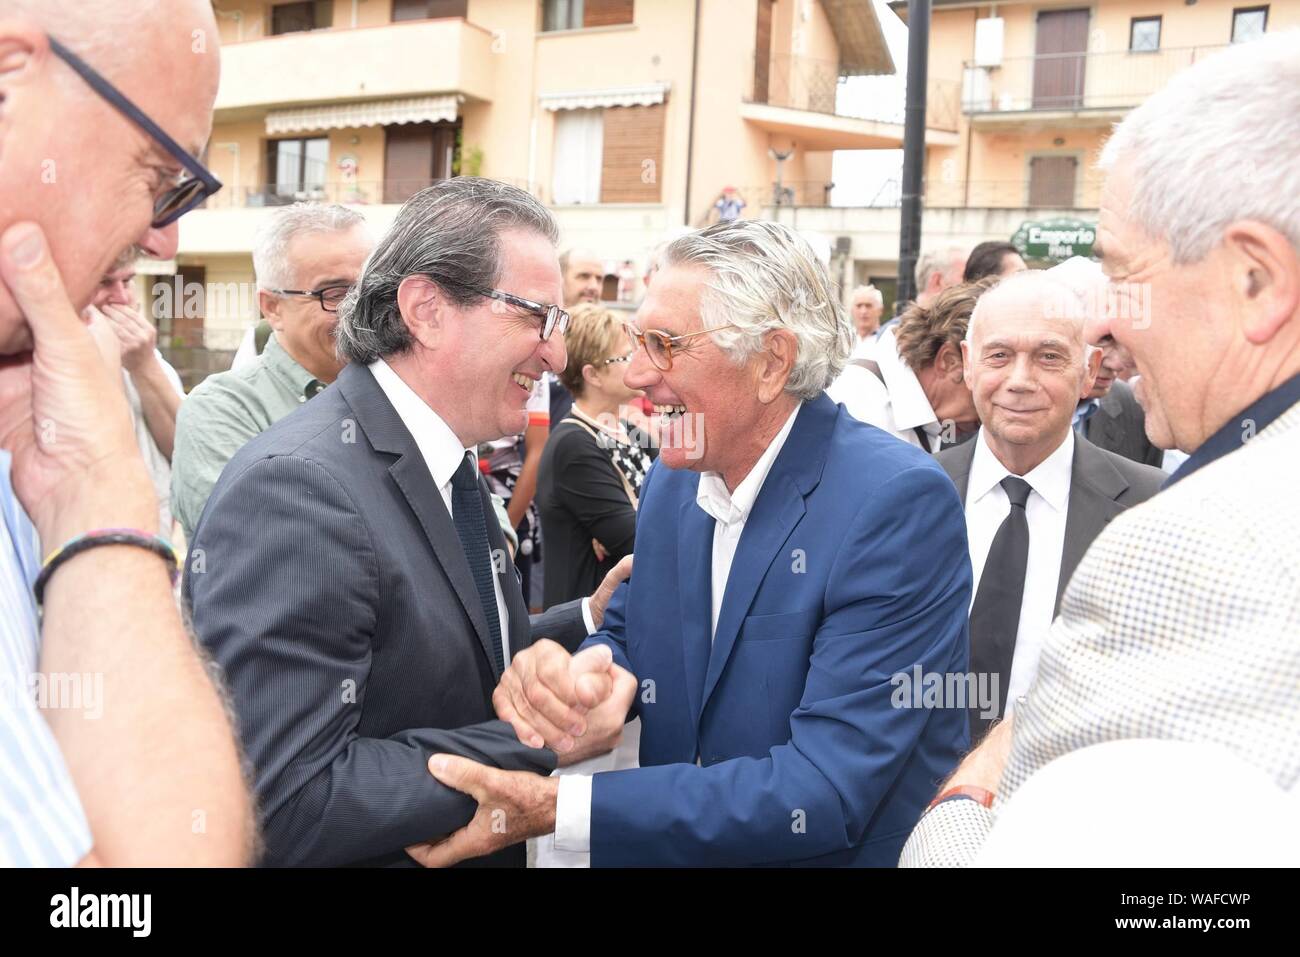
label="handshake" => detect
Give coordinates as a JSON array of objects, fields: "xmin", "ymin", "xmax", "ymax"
[{"xmin": 407, "ymin": 558, "xmax": 638, "ymax": 867}]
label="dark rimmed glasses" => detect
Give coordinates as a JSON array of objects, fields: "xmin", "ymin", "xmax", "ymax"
[
  {"xmin": 268, "ymin": 285, "xmax": 353, "ymax": 313},
  {"xmin": 625, "ymin": 322, "xmax": 744, "ymax": 371},
  {"xmin": 426, "ymin": 275, "xmax": 569, "ymax": 341},
  {"xmin": 49, "ymin": 37, "xmax": 222, "ymax": 228}
]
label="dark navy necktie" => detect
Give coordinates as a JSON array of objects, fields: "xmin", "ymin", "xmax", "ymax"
[
  {"xmin": 451, "ymin": 452, "xmax": 504, "ymax": 677},
  {"xmin": 968, "ymin": 476, "xmax": 1032, "ymax": 744}
]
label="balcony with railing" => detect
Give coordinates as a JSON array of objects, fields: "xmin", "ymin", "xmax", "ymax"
[
  {"xmin": 214, "ymin": 17, "xmax": 497, "ymax": 114},
  {"xmin": 962, "ymin": 45, "xmax": 1226, "ymax": 122},
  {"xmin": 742, "ymin": 54, "xmax": 961, "ymax": 150}
]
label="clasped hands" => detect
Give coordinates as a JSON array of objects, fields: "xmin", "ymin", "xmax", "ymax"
[{"xmin": 406, "ymin": 564, "xmax": 637, "ymax": 867}]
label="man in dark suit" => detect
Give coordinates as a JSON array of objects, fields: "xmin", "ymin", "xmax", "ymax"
[
  {"xmin": 185, "ymin": 179, "xmax": 626, "ymax": 867},
  {"xmin": 1078, "ymin": 358, "xmax": 1163, "ymax": 466},
  {"xmin": 945, "ymin": 270, "xmax": 1165, "ymax": 742}
]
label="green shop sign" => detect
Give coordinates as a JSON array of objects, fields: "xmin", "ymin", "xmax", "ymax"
[{"xmin": 1011, "ymin": 218, "xmax": 1097, "ymax": 261}]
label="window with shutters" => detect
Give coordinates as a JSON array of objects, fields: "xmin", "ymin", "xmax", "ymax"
[
  {"xmin": 384, "ymin": 121, "xmax": 460, "ymax": 204},
  {"xmin": 551, "ymin": 105, "xmax": 664, "ymax": 205},
  {"xmin": 1028, "ymin": 155, "xmax": 1078, "ymax": 208},
  {"xmin": 391, "ymin": 0, "xmax": 469, "ymax": 20},
  {"xmin": 270, "ymin": 1, "xmax": 333, "ymax": 35},
  {"xmin": 542, "ymin": 0, "xmax": 633, "ymax": 32}
]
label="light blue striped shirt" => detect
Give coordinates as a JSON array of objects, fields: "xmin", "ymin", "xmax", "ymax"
[{"xmin": 0, "ymin": 451, "xmax": 93, "ymax": 867}]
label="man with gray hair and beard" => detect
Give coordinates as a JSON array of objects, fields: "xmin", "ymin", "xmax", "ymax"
[
  {"xmin": 186, "ymin": 179, "xmax": 629, "ymax": 867},
  {"xmin": 901, "ymin": 31, "xmax": 1300, "ymax": 867},
  {"xmin": 406, "ymin": 219, "xmax": 973, "ymax": 868}
]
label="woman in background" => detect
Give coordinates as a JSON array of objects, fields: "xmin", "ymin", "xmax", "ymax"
[{"xmin": 537, "ymin": 304, "xmax": 651, "ymax": 609}]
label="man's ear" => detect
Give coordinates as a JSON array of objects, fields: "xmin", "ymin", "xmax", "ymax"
[
  {"xmin": 960, "ymin": 339, "xmax": 974, "ymax": 391},
  {"xmin": 1223, "ymin": 221, "xmax": 1300, "ymax": 347},
  {"xmin": 258, "ymin": 289, "xmax": 284, "ymax": 332},
  {"xmin": 755, "ymin": 328, "xmax": 797, "ymax": 403},
  {"xmin": 937, "ymin": 340, "xmax": 963, "ymax": 381},
  {"xmin": 1081, "ymin": 346, "xmax": 1103, "ymax": 400},
  {"xmin": 0, "ymin": 26, "xmax": 48, "ymax": 158},
  {"xmin": 396, "ymin": 274, "xmax": 446, "ymax": 350}
]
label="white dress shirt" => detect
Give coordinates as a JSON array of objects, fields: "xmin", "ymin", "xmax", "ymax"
[
  {"xmin": 827, "ymin": 327, "xmax": 943, "ymax": 452},
  {"xmin": 552, "ymin": 404, "xmax": 803, "ymax": 856},
  {"xmin": 368, "ymin": 358, "xmax": 511, "ymax": 667},
  {"xmin": 964, "ymin": 428, "xmax": 1074, "ymax": 716},
  {"xmin": 851, "ymin": 333, "xmax": 878, "ymax": 361}
]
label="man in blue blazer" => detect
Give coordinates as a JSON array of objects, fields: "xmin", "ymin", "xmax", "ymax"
[{"xmin": 411, "ymin": 220, "xmax": 972, "ymax": 868}]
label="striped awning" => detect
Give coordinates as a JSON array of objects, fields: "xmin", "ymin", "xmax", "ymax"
[
  {"xmin": 539, "ymin": 83, "xmax": 670, "ymax": 112},
  {"xmin": 265, "ymin": 95, "xmax": 461, "ymax": 135}
]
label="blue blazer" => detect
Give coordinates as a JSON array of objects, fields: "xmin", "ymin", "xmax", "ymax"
[{"xmin": 581, "ymin": 393, "xmax": 972, "ymax": 866}]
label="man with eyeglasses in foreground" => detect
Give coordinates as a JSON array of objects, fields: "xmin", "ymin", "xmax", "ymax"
[
  {"xmin": 171, "ymin": 202, "xmax": 372, "ymax": 543},
  {"xmin": 0, "ymin": 0, "xmax": 252, "ymax": 865},
  {"xmin": 409, "ymin": 219, "xmax": 972, "ymax": 868},
  {"xmin": 185, "ymin": 178, "xmax": 630, "ymax": 867}
]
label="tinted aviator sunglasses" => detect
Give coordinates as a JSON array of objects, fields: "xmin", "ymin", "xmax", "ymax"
[{"xmin": 49, "ymin": 37, "xmax": 222, "ymax": 228}]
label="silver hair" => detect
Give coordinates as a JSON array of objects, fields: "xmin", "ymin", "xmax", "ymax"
[
  {"xmin": 915, "ymin": 246, "xmax": 966, "ymax": 292},
  {"xmin": 336, "ymin": 178, "xmax": 559, "ymax": 365},
  {"xmin": 851, "ymin": 284, "xmax": 883, "ymax": 306},
  {"xmin": 661, "ymin": 219, "xmax": 852, "ymax": 401},
  {"xmin": 966, "ymin": 269, "xmax": 1089, "ymax": 368},
  {"xmin": 1099, "ymin": 31, "xmax": 1300, "ymax": 264},
  {"xmin": 251, "ymin": 202, "xmax": 367, "ymax": 291}
]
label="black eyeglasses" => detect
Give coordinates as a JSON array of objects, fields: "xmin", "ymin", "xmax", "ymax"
[
  {"xmin": 425, "ymin": 275, "xmax": 569, "ymax": 341},
  {"xmin": 49, "ymin": 37, "xmax": 222, "ymax": 228},
  {"xmin": 602, "ymin": 351, "xmax": 634, "ymax": 366},
  {"xmin": 268, "ymin": 285, "xmax": 353, "ymax": 313}
]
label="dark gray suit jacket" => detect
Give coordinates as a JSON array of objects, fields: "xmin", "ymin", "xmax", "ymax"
[
  {"xmin": 937, "ymin": 432, "xmax": 1165, "ymax": 613},
  {"xmin": 184, "ymin": 362, "xmax": 586, "ymax": 867},
  {"xmin": 1083, "ymin": 379, "xmax": 1163, "ymax": 468}
]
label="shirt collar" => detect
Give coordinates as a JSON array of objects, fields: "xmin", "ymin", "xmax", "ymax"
[
  {"xmin": 368, "ymin": 357, "xmax": 474, "ymax": 489},
  {"xmin": 696, "ymin": 403, "xmax": 801, "ymax": 528},
  {"xmin": 874, "ymin": 327, "xmax": 939, "ymax": 430},
  {"xmin": 1165, "ymin": 371, "xmax": 1300, "ymax": 488},
  {"xmin": 968, "ymin": 426, "xmax": 1074, "ymax": 513},
  {"xmin": 263, "ymin": 332, "xmax": 326, "ymax": 401}
]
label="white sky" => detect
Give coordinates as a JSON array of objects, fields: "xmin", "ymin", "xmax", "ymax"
[{"xmin": 830, "ymin": 0, "xmax": 910, "ymax": 206}]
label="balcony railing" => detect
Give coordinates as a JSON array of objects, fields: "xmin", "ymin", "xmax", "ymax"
[
  {"xmin": 962, "ymin": 44, "xmax": 1227, "ymax": 114},
  {"xmin": 746, "ymin": 54, "xmax": 961, "ymax": 132}
]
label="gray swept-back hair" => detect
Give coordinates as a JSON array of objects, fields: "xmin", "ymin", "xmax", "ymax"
[
  {"xmin": 336, "ymin": 178, "xmax": 558, "ymax": 365},
  {"xmin": 661, "ymin": 219, "xmax": 851, "ymax": 401},
  {"xmin": 1099, "ymin": 31, "xmax": 1300, "ymax": 264},
  {"xmin": 251, "ymin": 202, "xmax": 367, "ymax": 291}
]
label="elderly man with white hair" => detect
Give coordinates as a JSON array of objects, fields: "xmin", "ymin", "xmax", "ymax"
[
  {"xmin": 849, "ymin": 283, "xmax": 884, "ymax": 358},
  {"xmin": 901, "ymin": 30, "xmax": 1300, "ymax": 867},
  {"xmin": 935, "ymin": 270, "xmax": 1164, "ymax": 745},
  {"xmin": 409, "ymin": 219, "xmax": 974, "ymax": 868},
  {"xmin": 0, "ymin": 0, "xmax": 253, "ymax": 865},
  {"xmin": 171, "ymin": 202, "xmax": 372, "ymax": 541}
]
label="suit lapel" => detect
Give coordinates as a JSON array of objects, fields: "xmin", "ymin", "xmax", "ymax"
[
  {"xmin": 937, "ymin": 433, "xmax": 977, "ymax": 503},
  {"xmin": 1057, "ymin": 437, "xmax": 1130, "ymax": 612},
  {"xmin": 699, "ymin": 396, "xmax": 834, "ymax": 712},
  {"xmin": 337, "ymin": 363, "xmax": 500, "ymax": 676},
  {"xmin": 678, "ymin": 494, "xmax": 714, "ymax": 729}
]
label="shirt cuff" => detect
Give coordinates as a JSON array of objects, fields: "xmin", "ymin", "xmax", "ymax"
[
  {"xmin": 580, "ymin": 597, "xmax": 596, "ymax": 635},
  {"xmin": 554, "ymin": 774, "xmax": 593, "ymax": 853}
]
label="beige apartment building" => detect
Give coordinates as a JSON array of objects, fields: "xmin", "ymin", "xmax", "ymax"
[
  {"xmin": 163, "ymin": 0, "xmax": 1296, "ymax": 381},
  {"xmin": 168, "ymin": 0, "xmax": 928, "ymax": 377},
  {"xmin": 818, "ymin": 0, "xmax": 1299, "ymax": 307}
]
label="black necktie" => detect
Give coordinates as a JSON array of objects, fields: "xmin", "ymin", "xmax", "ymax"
[
  {"xmin": 968, "ymin": 476, "xmax": 1032, "ymax": 744},
  {"xmin": 451, "ymin": 452, "xmax": 504, "ymax": 677}
]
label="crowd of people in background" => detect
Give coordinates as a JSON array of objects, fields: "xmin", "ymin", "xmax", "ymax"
[{"xmin": 1, "ymin": 0, "xmax": 1298, "ymax": 868}]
